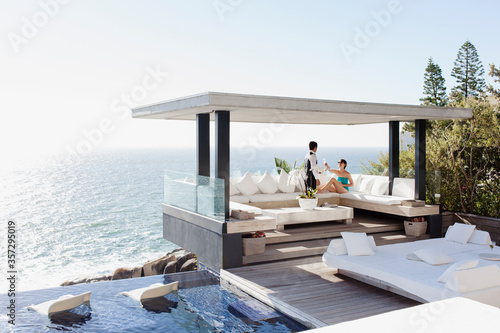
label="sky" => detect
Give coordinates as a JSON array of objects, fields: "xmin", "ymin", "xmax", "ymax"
[{"xmin": 1, "ymin": 0, "xmax": 499, "ymax": 159}]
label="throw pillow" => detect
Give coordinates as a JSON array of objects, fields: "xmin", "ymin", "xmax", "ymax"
[
  {"xmin": 277, "ymin": 170, "xmax": 296, "ymax": 193},
  {"xmin": 326, "ymin": 239, "xmax": 348, "ymax": 256},
  {"xmin": 341, "ymin": 232, "xmax": 375, "ymax": 256},
  {"xmin": 413, "ymin": 248, "xmax": 453, "ymax": 265},
  {"xmin": 437, "ymin": 260, "xmax": 479, "ymax": 283},
  {"xmin": 350, "ymin": 174, "xmax": 362, "ymax": 192},
  {"xmin": 256, "ymin": 171, "xmax": 279, "ymax": 194},
  {"xmin": 358, "ymin": 177, "xmax": 376, "ymax": 194},
  {"xmin": 234, "ymin": 172, "xmax": 260, "ymax": 196},
  {"xmin": 468, "ymin": 229, "xmax": 492, "ymax": 245},
  {"xmin": 370, "ymin": 177, "xmax": 389, "ymax": 195},
  {"xmin": 445, "ymin": 223, "xmax": 476, "ymax": 244}
]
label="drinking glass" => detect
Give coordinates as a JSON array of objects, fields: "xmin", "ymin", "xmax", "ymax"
[{"xmin": 490, "ymin": 241, "xmax": 496, "ymax": 252}]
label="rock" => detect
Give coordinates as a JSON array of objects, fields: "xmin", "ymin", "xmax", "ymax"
[
  {"xmin": 60, "ymin": 274, "xmax": 112, "ymax": 286},
  {"xmin": 112, "ymin": 267, "xmax": 137, "ymax": 280},
  {"xmin": 131, "ymin": 266, "xmax": 143, "ymax": 278},
  {"xmin": 179, "ymin": 258, "xmax": 197, "ymax": 272},
  {"xmin": 176, "ymin": 252, "xmax": 196, "ymax": 269},
  {"xmin": 143, "ymin": 255, "xmax": 177, "ymax": 276},
  {"xmin": 163, "ymin": 260, "xmax": 178, "ymax": 274}
]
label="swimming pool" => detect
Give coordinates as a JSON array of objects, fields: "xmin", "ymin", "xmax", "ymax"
[{"xmin": 1, "ymin": 270, "xmax": 306, "ymax": 332}]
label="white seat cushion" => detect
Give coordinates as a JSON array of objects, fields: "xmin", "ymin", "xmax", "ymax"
[
  {"xmin": 229, "ymin": 195, "xmax": 250, "ymax": 203},
  {"xmin": 247, "ymin": 192, "xmax": 298, "ymax": 203},
  {"xmin": 315, "ymin": 192, "xmax": 341, "ymax": 199},
  {"xmin": 340, "ymin": 192, "xmax": 406, "ymax": 205}
]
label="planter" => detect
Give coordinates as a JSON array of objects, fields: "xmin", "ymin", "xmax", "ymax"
[
  {"xmin": 404, "ymin": 221, "xmax": 428, "ymax": 237},
  {"xmin": 298, "ymin": 198, "xmax": 318, "ymax": 210},
  {"xmin": 242, "ymin": 236, "xmax": 266, "ymax": 256}
]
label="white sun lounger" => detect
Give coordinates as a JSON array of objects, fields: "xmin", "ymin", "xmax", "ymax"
[
  {"xmin": 28, "ymin": 291, "xmax": 91, "ymax": 317},
  {"xmin": 122, "ymin": 281, "xmax": 178, "ymax": 302}
]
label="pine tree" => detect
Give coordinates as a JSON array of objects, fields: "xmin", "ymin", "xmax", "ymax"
[
  {"xmin": 420, "ymin": 57, "xmax": 447, "ymax": 106},
  {"xmin": 451, "ymin": 40, "xmax": 485, "ymax": 98},
  {"xmin": 487, "ymin": 64, "xmax": 500, "ymax": 100}
]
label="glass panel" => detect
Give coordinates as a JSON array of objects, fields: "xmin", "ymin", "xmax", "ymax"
[{"xmin": 164, "ymin": 170, "xmax": 225, "ymax": 221}]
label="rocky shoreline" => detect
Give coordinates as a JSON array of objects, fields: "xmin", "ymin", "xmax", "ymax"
[{"xmin": 61, "ymin": 249, "xmax": 197, "ymax": 286}]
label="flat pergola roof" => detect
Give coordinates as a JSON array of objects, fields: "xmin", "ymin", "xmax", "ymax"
[{"xmin": 132, "ymin": 92, "xmax": 472, "ymax": 125}]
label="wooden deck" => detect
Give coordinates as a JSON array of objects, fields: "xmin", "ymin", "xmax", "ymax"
[{"xmin": 222, "ymin": 256, "xmax": 420, "ymax": 329}]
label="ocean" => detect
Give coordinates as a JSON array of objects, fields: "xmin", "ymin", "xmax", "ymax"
[{"xmin": 0, "ymin": 147, "xmax": 386, "ymax": 292}]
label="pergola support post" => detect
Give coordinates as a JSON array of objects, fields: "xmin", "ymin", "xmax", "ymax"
[
  {"xmin": 388, "ymin": 121, "xmax": 400, "ymax": 195},
  {"xmin": 215, "ymin": 110, "xmax": 230, "ymax": 219},
  {"xmin": 196, "ymin": 113, "xmax": 210, "ymax": 177},
  {"xmin": 415, "ymin": 119, "xmax": 426, "ymax": 201}
]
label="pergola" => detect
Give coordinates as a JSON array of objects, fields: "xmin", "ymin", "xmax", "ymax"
[
  {"xmin": 132, "ymin": 92, "xmax": 472, "ymax": 270},
  {"xmin": 133, "ymin": 91, "xmax": 472, "ymax": 213}
]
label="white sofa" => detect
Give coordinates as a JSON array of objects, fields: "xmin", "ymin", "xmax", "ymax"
[{"xmin": 229, "ymin": 171, "xmax": 424, "ymax": 216}]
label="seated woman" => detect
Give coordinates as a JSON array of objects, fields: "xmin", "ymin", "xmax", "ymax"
[{"xmin": 317, "ymin": 159, "xmax": 354, "ymax": 193}]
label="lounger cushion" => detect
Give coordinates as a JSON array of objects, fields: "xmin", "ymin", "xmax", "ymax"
[
  {"xmin": 445, "ymin": 223, "xmax": 476, "ymax": 244},
  {"xmin": 437, "ymin": 260, "xmax": 479, "ymax": 283},
  {"xmin": 413, "ymin": 248, "xmax": 453, "ymax": 265},
  {"xmin": 445, "ymin": 265, "xmax": 500, "ymax": 292},
  {"xmin": 315, "ymin": 192, "xmax": 340, "ymax": 199},
  {"xmin": 234, "ymin": 172, "xmax": 261, "ymax": 196},
  {"xmin": 341, "ymin": 232, "xmax": 375, "ymax": 256},
  {"xmin": 277, "ymin": 171, "xmax": 296, "ymax": 193},
  {"xmin": 468, "ymin": 230, "xmax": 492, "ymax": 245},
  {"xmin": 256, "ymin": 171, "xmax": 279, "ymax": 194}
]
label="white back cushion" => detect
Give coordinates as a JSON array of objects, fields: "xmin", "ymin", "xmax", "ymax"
[
  {"xmin": 358, "ymin": 177, "xmax": 376, "ymax": 193},
  {"xmin": 277, "ymin": 170, "xmax": 296, "ymax": 193},
  {"xmin": 445, "ymin": 265, "xmax": 500, "ymax": 292},
  {"xmin": 413, "ymin": 248, "xmax": 453, "ymax": 265},
  {"xmin": 392, "ymin": 178, "xmax": 415, "ymax": 198},
  {"xmin": 350, "ymin": 174, "xmax": 362, "ymax": 191},
  {"xmin": 341, "ymin": 232, "xmax": 375, "ymax": 256},
  {"xmin": 234, "ymin": 172, "xmax": 260, "ymax": 196},
  {"xmin": 437, "ymin": 260, "xmax": 478, "ymax": 283},
  {"xmin": 370, "ymin": 177, "xmax": 390, "ymax": 195},
  {"xmin": 256, "ymin": 171, "xmax": 279, "ymax": 194}
]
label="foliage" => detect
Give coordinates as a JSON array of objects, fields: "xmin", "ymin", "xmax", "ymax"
[
  {"xmin": 451, "ymin": 40, "xmax": 485, "ymax": 98},
  {"xmin": 420, "ymin": 57, "xmax": 447, "ymax": 107},
  {"xmin": 274, "ymin": 157, "xmax": 303, "ymax": 174},
  {"xmin": 359, "ymin": 148, "xmax": 416, "ymax": 179},
  {"xmin": 426, "ymin": 96, "xmax": 500, "ymax": 216},
  {"xmin": 487, "ymin": 63, "xmax": 500, "ymax": 101},
  {"xmin": 297, "ymin": 187, "xmax": 318, "ymax": 199}
]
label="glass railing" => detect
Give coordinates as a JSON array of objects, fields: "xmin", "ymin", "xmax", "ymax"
[{"xmin": 164, "ymin": 170, "xmax": 225, "ymax": 221}]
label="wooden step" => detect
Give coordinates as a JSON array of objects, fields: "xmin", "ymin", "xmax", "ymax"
[
  {"xmin": 243, "ymin": 231, "xmax": 428, "ymax": 265},
  {"xmin": 264, "ymin": 220, "xmax": 403, "ymax": 245}
]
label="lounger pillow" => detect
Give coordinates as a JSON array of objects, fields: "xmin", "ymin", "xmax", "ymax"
[
  {"xmin": 341, "ymin": 232, "xmax": 375, "ymax": 256},
  {"xmin": 445, "ymin": 223, "xmax": 476, "ymax": 244},
  {"xmin": 413, "ymin": 248, "xmax": 453, "ymax": 265},
  {"xmin": 467, "ymin": 230, "xmax": 492, "ymax": 245},
  {"xmin": 256, "ymin": 171, "xmax": 279, "ymax": 194},
  {"xmin": 234, "ymin": 172, "xmax": 260, "ymax": 196},
  {"xmin": 437, "ymin": 260, "xmax": 479, "ymax": 283},
  {"xmin": 327, "ymin": 236, "xmax": 377, "ymax": 256},
  {"xmin": 277, "ymin": 170, "xmax": 296, "ymax": 193},
  {"xmin": 445, "ymin": 265, "xmax": 500, "ymax": 293}
]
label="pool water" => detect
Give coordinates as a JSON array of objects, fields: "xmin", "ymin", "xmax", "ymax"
[{"xmin": 1, "ymin": 270, "xmax": 307, "ymax": 332}]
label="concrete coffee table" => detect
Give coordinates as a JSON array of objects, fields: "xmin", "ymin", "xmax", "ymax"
[{"xmin": 262, "ymin": 206, "xmax": 354, "ymax": 231}]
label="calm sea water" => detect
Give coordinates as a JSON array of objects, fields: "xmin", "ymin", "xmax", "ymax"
[{"xmin": 0, "ymin": 147, "xmax": 385, "ymax": 292}]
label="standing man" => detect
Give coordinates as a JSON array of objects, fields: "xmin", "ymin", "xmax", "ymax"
[{"xmin": 305, "ymin": 141, "xmax": 320, "ymax": 190}]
